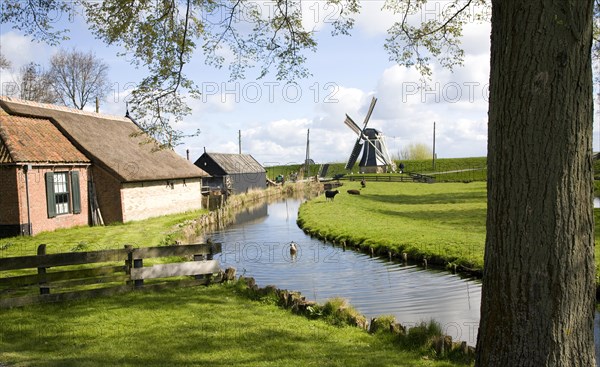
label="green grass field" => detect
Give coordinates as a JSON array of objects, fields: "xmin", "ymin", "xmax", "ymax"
[
  {"xmin": 0, "ymin": 210, "xmax": 207, "ymax": 258},
  {"xmin": 0, "ymin": 282, "xmax": 465, "ymax": 367},
  {"xmin": 298, "ymin": 181, "xmax": 486, "ymax": 269},
  {"xmin": 298, "ymin": 181, "xmax": 600, "ymax": 282}
]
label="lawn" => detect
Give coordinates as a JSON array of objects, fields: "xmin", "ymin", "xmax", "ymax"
[
  {"xmin": 0, "ymin": 282, "xmax": 464, "ymax": 367},
  {"xmin": 0, "ymin": 209, "xmax": 207, "ymax": 258},
  {"xmin": 298, "ymin": 181, "xmax": 486, "ymax": 269},
  {"xmin": 298, "ymin": 181, "xmax": 600, "ymax": 282}
]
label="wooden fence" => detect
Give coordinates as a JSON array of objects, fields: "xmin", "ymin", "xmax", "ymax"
[
  {"xmin": 342, "ymin": 173, "xmax": 435, "ymax": 183},
  {"xmin": 0, "ymin": 243, "xmax": 222, "ymax": 309}
]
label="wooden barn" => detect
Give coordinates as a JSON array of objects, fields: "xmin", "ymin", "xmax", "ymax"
[
  {"xmin": 0, "ymin": 97, "xmax": 208, "ymax": 237},
  {"xmin": 194, "ymin": 152, "xmax": 266, "ymax": 194}
]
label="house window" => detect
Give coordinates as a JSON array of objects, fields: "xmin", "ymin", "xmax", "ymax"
[
  {"xmin": 45, "ymin": 171, "xmax": 81, "ymax": 218},
  {"xmin": 53, "ymin": 172, "xmax": 70, "ymax": 215}
]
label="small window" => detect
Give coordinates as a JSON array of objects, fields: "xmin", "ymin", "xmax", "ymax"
[
  {"xmin": 53, "ymin": 172, "xmax": 70, "ymax": 215},
  {"xmin": 45, "ymin": 171, "xmax": 80, "ymax": 218}
]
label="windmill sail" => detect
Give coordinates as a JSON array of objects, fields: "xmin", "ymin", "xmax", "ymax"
[
  {"xmin": 362, "ymin": 97, "xmax": 377, "ymax": 126},
  {"xmin": 344, "ymin": 115, "xmax": 362, "ymax": 136},
  {"xmin": 345, "ymin": 140, "xmax": 363, "ymax": 170}
]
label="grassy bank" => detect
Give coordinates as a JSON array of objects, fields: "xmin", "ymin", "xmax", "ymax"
[
  {"xmin": 0, "ymin": 281, "xmax": 466, "ymax": 367},
  {"xmin": 298, "ymin": 181, "xmax": 486, "ymax": 269},
  {"xmin": 298, "ymin": 181, "xmax": 600, "ymax": 282}
]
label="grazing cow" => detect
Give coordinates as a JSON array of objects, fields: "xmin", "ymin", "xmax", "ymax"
[
  {"xmin": 325, "ymin": 189, "xmax": 339, "ymax": 201},
  {"xmin": 347, "ymin": 189, "xmax": 361, "ymax": 195}
]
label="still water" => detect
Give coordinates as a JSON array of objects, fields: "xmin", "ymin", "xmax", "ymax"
[{"xmin": 207, "ymin": 198, "xmax": 600, "ymax": 358}]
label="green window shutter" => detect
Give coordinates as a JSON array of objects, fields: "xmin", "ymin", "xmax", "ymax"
[
  {"xmin": 45, "ymin": 172, "xmax": 56, "ymax": 218},
  {"xmin": 70, "ymin": 171, "xmax": 81, "ymax": 214}
]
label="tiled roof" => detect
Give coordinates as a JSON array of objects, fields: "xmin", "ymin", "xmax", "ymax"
[
  {"xmin": 0, "ymin": 115, "xmax": 89, "ymax": 164},
  {"xmin": 0, "ymin": 97, "xmax": 207, "ymax": 181}
]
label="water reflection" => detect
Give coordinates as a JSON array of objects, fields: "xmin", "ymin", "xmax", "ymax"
[{"xmin": 206, "ymin": 198, "xmax": 600, "ymax": 355}]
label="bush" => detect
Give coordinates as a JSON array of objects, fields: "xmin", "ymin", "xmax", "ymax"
[
  {"xmin": 399, "ymin": 320, "xmax": 443, "ymax": 349},
  {"xmin": 322, "ymin": 297, "xmax": 366, "ymax": 327},
  {"xmin": 369, "ymin": 315, "xmax": 397, "ymax": 334}
]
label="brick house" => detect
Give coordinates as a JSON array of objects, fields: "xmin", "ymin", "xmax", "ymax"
[
  {"xmin": 0, "ymin": 97, "xmax": 208, "ymax": 238},
  {"xmin": 0, "ymin": 113, "xmax": 91, "ymax": 237}
]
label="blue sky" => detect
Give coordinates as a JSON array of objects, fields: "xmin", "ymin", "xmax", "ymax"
[{"xmin": 1, "ymin": 1, "xmax": 498, "ymax": 166}]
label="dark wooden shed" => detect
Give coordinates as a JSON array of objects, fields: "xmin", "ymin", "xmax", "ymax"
[{"xmin": 194, "ymin": 153, "xmax": 266, "ymax": 194}]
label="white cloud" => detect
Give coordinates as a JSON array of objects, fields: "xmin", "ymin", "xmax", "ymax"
[
  {"xmin": 0, "ymin": 32, "xmax": 53, "ymax": 70},
  {"xmin": 352, "ymin": 1, "xmax": 399, "ymax": 36}
]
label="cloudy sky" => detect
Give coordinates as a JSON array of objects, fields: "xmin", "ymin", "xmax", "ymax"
[{"xmin": 1, "ymin": 1, "xmax": 497, "ymax": 166}]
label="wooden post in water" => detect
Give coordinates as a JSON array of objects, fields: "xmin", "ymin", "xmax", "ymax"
[{"xmin": 37, "ymin": 244, "xmax": 49, "ymax": 295}]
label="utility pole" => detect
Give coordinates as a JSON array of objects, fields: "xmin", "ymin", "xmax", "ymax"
[
  {"xmin": 238, "ymin": 130, "xmax": 241, "ymax": 154},
  {"xmin": 432, "ymin": 122, "xmax": 436, "ymax": 170},
  {"xmin": 304, "ymin": 129, "xmax": 310, "ymax": 177}
]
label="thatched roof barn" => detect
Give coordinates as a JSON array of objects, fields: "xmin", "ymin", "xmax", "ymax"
[{"xmin": 0, "ymin": 96, "xmax": 208, "ymax": 236}]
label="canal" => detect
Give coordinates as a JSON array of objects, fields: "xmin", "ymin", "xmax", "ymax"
[{"xmin": 207, "ymin": 197, "xmax": 600, "ymax": 360}]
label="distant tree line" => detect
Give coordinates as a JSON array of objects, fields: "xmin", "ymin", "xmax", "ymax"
[{"xmin": 0, "ymin": 48, "xmax": 109, "ymax": 110}]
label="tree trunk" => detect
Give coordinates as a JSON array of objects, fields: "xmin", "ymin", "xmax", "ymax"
[{"xmin": 476, "ymin": 1, "xmax": 596, "ymax": 366}]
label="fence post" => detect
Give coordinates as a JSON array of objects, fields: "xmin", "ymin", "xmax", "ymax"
[
  {"xmin": 37, "ymin": 244, "xmax": 49, "ymax": 295},
  {"xmin": 193, "ymin": 253, "xmax": 205, "ymax": 280},
  {"xmin": 133, "ymin": 255, "xmax": 144, "ymax": 288},
  {"xmin": 124, "ymin": 245, "xmax": 133, "ymax": 286},
  {"xmin": 207, "ymin": 244, "xmax": 215, "ymax": 261}
]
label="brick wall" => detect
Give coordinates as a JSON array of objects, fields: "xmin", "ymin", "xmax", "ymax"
[
  {"xmin": 121, "ymin": 178, "xmax": 202, "ymax": 222},
  {"xmin": 91, "ymin": 166, "xmax": 123, "ymax": 224},
  {"xmin": 0, "ymin": 166, "xmax": 21, "ymax": 236},
  {"xmin": 0, "ymin": 165, "xmax": 90, "ymax": 236},
  {"xmin": 26, "ymin": 166, "xmax": 90, "ymax": 235}
]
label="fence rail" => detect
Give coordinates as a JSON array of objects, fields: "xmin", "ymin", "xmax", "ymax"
[
  {"xmin": 342, "ymin": 173, "xmax": 434, "ymax": 183},
  {"xmin": 0, "ymin": 243, "xmax": 222, "ymax": 309}
]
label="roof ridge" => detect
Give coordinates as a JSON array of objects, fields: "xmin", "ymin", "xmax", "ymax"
[{"xmin": 0, "ymin": 96, "xmax": 130, "ymax": 122}]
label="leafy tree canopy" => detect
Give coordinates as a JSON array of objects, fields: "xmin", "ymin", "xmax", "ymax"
[{"xmin": 0, "ymin": 0, "xmax": 491, "ymax": 148}]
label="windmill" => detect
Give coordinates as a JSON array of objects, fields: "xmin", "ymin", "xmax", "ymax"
[{"xmin": 344, "ymin": 97, "xmax": 395, "ymax": 173}]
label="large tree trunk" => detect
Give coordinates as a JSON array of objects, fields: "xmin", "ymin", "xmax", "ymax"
[{"xmin": 476, "ymin": 1, "xmax": 596, "ymax": 366}]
